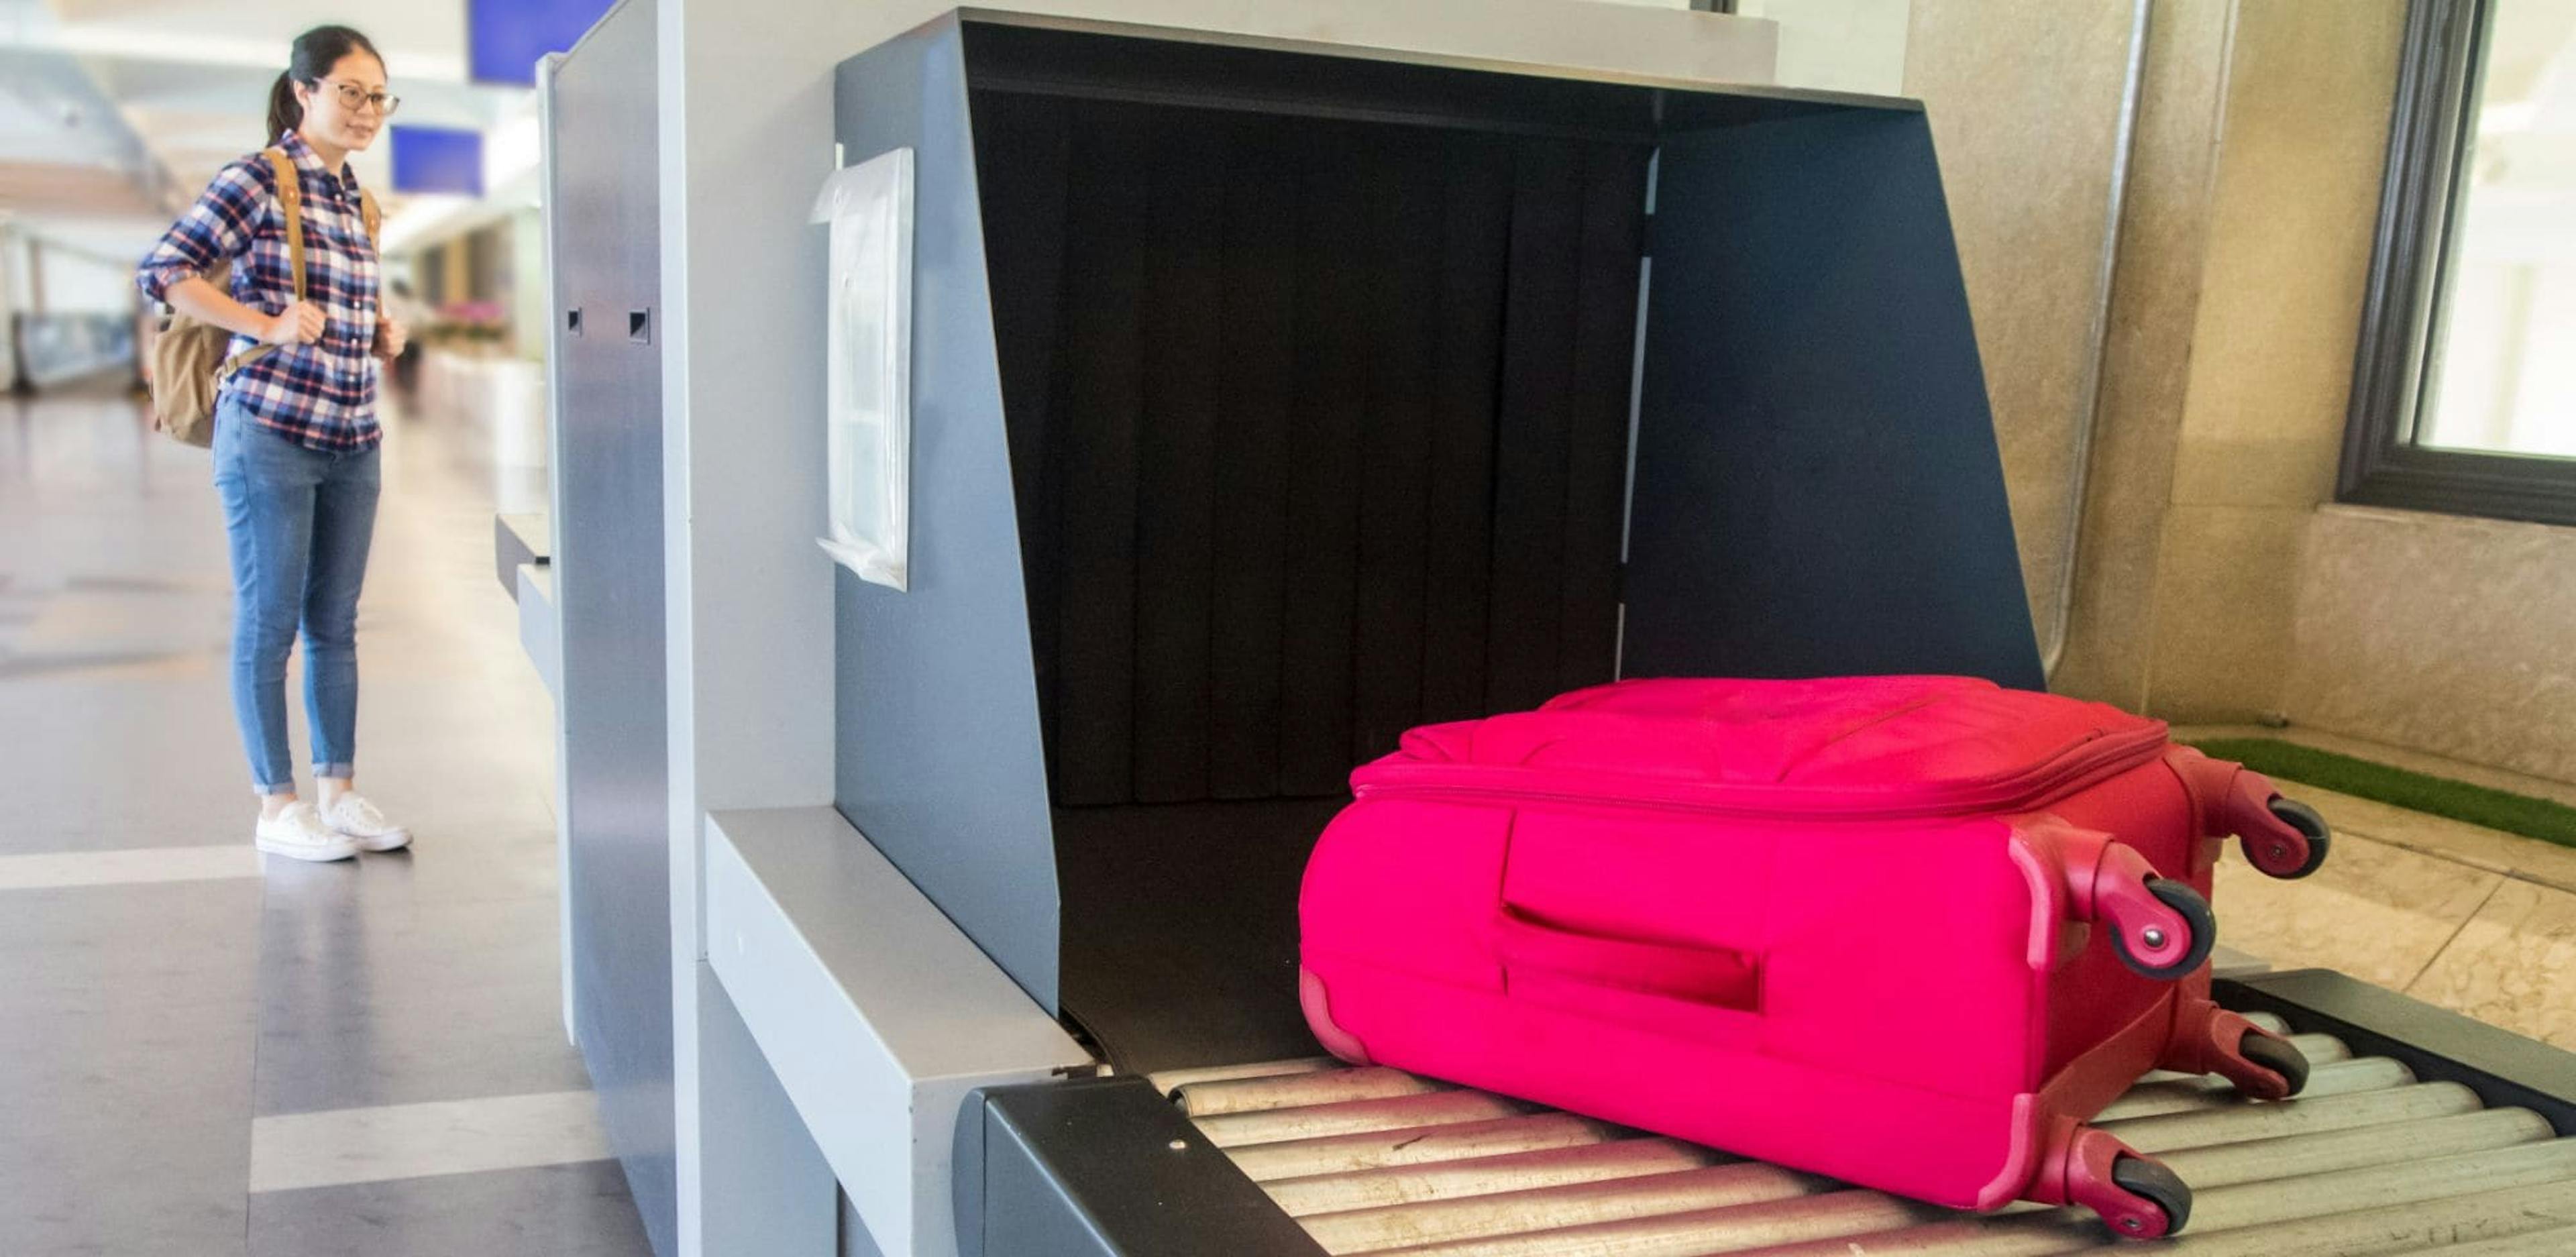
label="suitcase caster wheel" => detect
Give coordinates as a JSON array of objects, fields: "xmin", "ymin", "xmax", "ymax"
[
  {"xmin": 2104, "ymin": 1155, "xmax": 2192, "ymax": 1239},
  {"xmin": 2112, "ymin": 879, "xmax": 2216, "ymax": 981},
  {"xmin": 2237, "ymin": 1030, "xmax": 2311, "ymax": 1099},
  {"xmin": 2250, "ymin": 798, "xmax": 2332, "ymax": 880}
]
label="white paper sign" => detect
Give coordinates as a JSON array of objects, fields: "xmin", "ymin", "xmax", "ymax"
[{"xmin": 811, "ymin": 148, "xmax": 914, "ymax": 590}]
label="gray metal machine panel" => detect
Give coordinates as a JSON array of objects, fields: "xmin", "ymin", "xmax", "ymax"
[
  {"xmin": 831, "ymin": 17, "xmax": 1064, "ymax": 1012},
  {"xmin": 547, "ymin": 0, "xmax": 676, "ymax": 1248},
  {"xmin": 1623, "ymin": 107, "xmax": 2045, "ymax": 691},
  {"xmin": 960, "ymin": 1078, "xmax": 1329, "ymax": 1257},
  {"xmin": 702, "ymin": 807, "xmax": 1089, "ymax": 1256},
  {"xmin": 696, "ymin": 965, "xmax": 839, "ymax": 1256},
  {"xmin": 2222, "ymin": 970, "xmax": 2576, "ymax": 1133}
]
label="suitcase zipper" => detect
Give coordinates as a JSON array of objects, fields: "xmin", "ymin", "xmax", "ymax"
[{"xmin": 1353, "ymin": 724, "xmax": 2169, "ymax": 821}]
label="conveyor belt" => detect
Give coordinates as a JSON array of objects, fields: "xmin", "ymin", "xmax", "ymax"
[{"xmin": 1155, "ymin": 1013, "xmax": 2576, "ymax": 1255}]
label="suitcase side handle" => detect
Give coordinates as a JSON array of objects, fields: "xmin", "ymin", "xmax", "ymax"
[{"xmin": 1493, "ymin": 908, "xmax": 1761, "ymax": 1012}]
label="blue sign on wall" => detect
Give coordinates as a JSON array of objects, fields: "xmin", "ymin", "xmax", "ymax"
[
  {"xmin": 390, "ymin": 127, "xmax": 486, "ymax": 196},
  {"xmin": 468, "ymin": 0, "xmax": 618, "ymax": 86}
]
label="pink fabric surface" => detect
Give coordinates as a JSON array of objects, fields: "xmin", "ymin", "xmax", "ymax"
[{"xmin": 1301, "ymin": 675, "xmax": 2231, "ymax": 1211}]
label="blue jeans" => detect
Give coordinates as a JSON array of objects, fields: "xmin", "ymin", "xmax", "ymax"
[{"xmin": 212, "ymin": 399, "xmax": 381, "ymax": 795}]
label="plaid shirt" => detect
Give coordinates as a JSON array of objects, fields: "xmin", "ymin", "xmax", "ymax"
[{"xmin": 137, "ymin": 132, "xmax": 382, "ymax": 453}]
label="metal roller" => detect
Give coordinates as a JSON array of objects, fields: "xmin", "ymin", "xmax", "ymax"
[
  {"xmin": 2181, "ymin": 1138, "xmax": 2576, "ymax": 1233},
  {"xmin": 1179, "ymin": 1067, "xmax": 1452, "ymax": 1117},
  {"xmin": 1604, "ymin": 1108, "xmax": 2538, "ymax": 1250},
  {"xmin": 2149, "ymin": 1181, "xmax": 2576, "ymax": 1256},
  {"xmin": 1353, "ymin": 1188, "xmax": 1943, "ymax": 1257},
  {"xmin": 1487, "ymin": 1111, "xmax": 2561, "ymax": 1256},
  {"xmin": 1189, "ymin": 1013, "xmax": 2571, "ymax": 1254},
  {"xmin": 1707, "ymin": 1143, "xmax": 2576, "ymax": 1257},
  {"xmin": 1301, "ymin": 1163, "xmax": 1831, "ymax": 1254},
  {"xmin": 2096, "ymin": 1056, "xmax": 2410, "ymax": 1122},
  {"xmin": 1199, "ymin": 1091, "xmax": 1536, "ymax": 1149},
  {"xmin": 2275, "ymin": 1033, "xmax": 2349, "ymax": 1063},
  {"xmin": 2130, "ymin": 1028, "xmax": 2348, "ymax": 1083},
  {"xmin": 1711, "ymin": 1185, "xmax": 2576, "ymax": 1257},
  {"xmin": 1267, "ymin": 1138, "xmax": 1725, "ymax": 1217},
  {"xmin": 2104, "ymin": 1081, "xmax": 2483, "ymax": 1152},
  {"xmin": 2402, "ymin": 1221, "xmax": 2576, "ymax": 1257},
  {"xmin": 1350, "ymin": 1107, "xmax": 2555, "ymax": 1257},
  {"xmin": 1230, "ymin": 1113, "xmax": 1626, "ymax": 1182},
  {"xmin": 1144, "ymin": 1056, "xmax": 1339, "ymax": 1094},
  {"xmin": 1703, "ymin": 1215, "xmax": 2098, "ymax": 1256},
  {"xmin": 2155, "ymin": 1107, "xmax": 2553, "ymax": 1188},
  {"xmin": 2242, "ymin": 1012, "xmax": 2292, "ymax": 1035},
  {"xmin": 2110, "ymin": 1033, "xmax": 2355, "ymax": 1095}
]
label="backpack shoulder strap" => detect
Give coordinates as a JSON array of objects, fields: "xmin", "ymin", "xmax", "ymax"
[
  {"xmin": 359, "ymin": 188, "xmax": 381, "ymax": 248},
  {"xmin": 216, "ymin": 148, "xmax": 306, "ymax": 382},
  {"xmin": 263, "ymin": 148, "xmax": 307, "ymax": 302}
]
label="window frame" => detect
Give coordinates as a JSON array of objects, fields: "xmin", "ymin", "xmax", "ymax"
[{"xmin": 2342, "ymin": 0, "xmax": 2576, "ymax": 526}]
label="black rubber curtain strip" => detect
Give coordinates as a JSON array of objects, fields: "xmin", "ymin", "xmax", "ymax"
[
  {"xmin": 996, "ymin": 98, "xmax": 1646, "ymax": 806},
  {"xmin": 1132, "ymin": 114, "xmax": 1228, "ymax": 804},
  {"xmin": 1420, "ymin": 131, "xmax": 1516, "ymax": 729},
  {"xmin": 1487, "ymin": 137, "xmax": 1587, "ymax": 718},
  {"xmin": 1208, "ymin": 115, "xmax": 1299, "ymax": 802},
  {"xmin": 1352, "ymin": 129, "xmax": 1444, "ymax": 767},
  {"xmin": 1050, "ymin": 101, "xmax": 1152, "ymax": 805}
]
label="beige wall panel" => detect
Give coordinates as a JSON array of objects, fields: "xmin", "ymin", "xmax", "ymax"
[
  {"xmin": 2145, "ymin": 0, "xmax": 2406, "ymax": 718},
  {"xmin": 2145, "ymin": 502, "xmax": 2310, "ymax": 722},
  {"xmin": 2172, "ymin": 0, "xmax": 2403, "ymax": 487},
  {"xmin": 2289, "ymin": 506, "xmax": 2576, "ymax": 784},
  {"xmin": 2046, "ymin": 0, "xmax": 2237, "ymax": 708},
  {"xmin": 1903, "ymin": 0, "xmax": 2135, "ymax": 649}
]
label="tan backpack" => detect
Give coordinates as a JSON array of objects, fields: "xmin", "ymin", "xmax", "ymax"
[{"xmin": 148, "ymin": 148, "xmax": 380, "ymax": 447}]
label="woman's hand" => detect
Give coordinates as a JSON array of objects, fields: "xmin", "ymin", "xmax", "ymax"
[
  {"xmin": 374, "ymin": 317, "xmax": 409, "ymax": 361},
  {"xmin": 261, "ymin": 300, "xmax": 326, "ymax": 347}
]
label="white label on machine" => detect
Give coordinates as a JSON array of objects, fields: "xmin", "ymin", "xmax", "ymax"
[{"xmin": 812, "ymin": 146, "xmax": 914, "ymax": 591}]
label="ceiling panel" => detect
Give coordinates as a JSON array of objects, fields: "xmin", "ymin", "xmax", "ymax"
[{"xmin": 6, "ymin": 0, "xmax": 527, "ymax": 227}]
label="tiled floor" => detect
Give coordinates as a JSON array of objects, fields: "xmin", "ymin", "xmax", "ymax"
[
  {"xmin": 2180, "ymin": 723, "xmax": 2576, "ymax": 1053},
  {"xmin": 0, "ymin": 380, "xmax": 649, "ymax": 1256}
]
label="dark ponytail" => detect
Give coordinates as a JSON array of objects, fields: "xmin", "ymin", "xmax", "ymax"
[
  {"xmin": 265, "ymin": 24, "xmax": 382, "ymax": 143},
  {"xmin": 265, "ymin": 73, "xmax": 301, "ymax": 144}
]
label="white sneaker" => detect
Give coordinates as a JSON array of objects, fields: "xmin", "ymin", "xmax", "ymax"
[
  {"xmin": 256, "ymin": 802, "xmax": 360, "ymax": 863},
  {"xmin": 321, "ymin": 794, "xmax": 412, "ymax": 853}
]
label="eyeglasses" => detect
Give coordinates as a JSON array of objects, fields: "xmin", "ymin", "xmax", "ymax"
[{"xmin": 317, "ymin": 78, "xmax": 400, "ymax": 117}]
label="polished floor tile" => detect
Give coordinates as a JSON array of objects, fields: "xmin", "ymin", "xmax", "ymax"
[
  {"xmin": 249, "ymin": 1090, "xmax": 614, "ymax": 1194},
  {"xmin": 2410, "ymin": 878, "xmax": 2576, "ymax": 1052},
  {"xmin": 2, "ymin": 1183, "xmax": 250, "ymax": 1257},
  {"xmin": 2213, "ymin": 828, "xmax": 2506, "ymax": 991},
  {"xmin": 0, "ymin": 842, "xmax": 262, "ymax": 889},
  {"xmin": 260, "ymin": 864, "xmax": 561, "ymax": 954},
  {"xmin": 2209, "ymin": 942, "xmax": 2271, "ymax": 978},
  {"xmin": 0, "ymin": 958, "xmax": 257, "ymax": 1257},
  {"xmin": 0, "ymin": 675, "xmax": 267, "ymax": 855},
  {"xmin": 256, "ymin": 975, "xmax": 593, "ymax": 1117},
  {"xmin": 0, "ymin": 386, "xmax": 641, "ymax": 1255},
  {"xmin": 249, "ymin": 1160, "xmax": 652, "ymax": 1257},
  {"xmin": 0, "ymin": 879, "xmax": 264, "ymax": 1017}
]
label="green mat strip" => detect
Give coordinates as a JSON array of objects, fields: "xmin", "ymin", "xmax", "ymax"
[{"xmin": 2186, "ymin": 738, "xmax": 2576, "ymax": 853}]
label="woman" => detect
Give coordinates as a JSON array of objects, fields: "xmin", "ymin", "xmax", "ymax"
[{"xmin": 136, "ymin": 25, "xmax": 411, "ymax": 863}]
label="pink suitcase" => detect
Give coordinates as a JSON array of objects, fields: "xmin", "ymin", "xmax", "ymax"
[{"xmin": 1297, "ymin": 675, "xmax": 2331, "ymax": 1239}]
